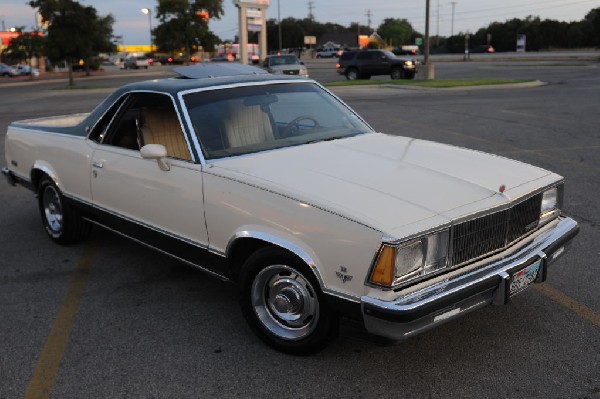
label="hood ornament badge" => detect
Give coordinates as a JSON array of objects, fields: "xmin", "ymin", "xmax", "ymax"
[{"xmin": 499, "ymin": 184, "xmax": 506, "ymax": 193}]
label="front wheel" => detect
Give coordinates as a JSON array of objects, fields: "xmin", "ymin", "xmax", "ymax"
[
  {"xmin": 391, "ymin": 68, "xmax": 404, "ymax": 80},
  {"xmin": 239, "ymin": 247, "xmax": 339, "ymax": 354},
  {"xmin": 38, "ymin": 176, "xmax": 91, "ymax": 245}
]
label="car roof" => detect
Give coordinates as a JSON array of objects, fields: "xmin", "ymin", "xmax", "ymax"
[{"xmin": 111, "ymin": 64, "xmax": 309, "ymax": 97}]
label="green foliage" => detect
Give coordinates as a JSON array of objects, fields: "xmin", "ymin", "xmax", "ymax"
[
  {"xmin": 377, "ymin": 18, "xmax": 414, "ymax": 47},
  {"xmin": 443, "ymin": 7, "xmax": 600, "ymax": 52},
  {"xmin": 154, "ymin": 0, "xmax": 224, "ymax": 54},
  {"xmin": 265, "ymin": 18, "xmax": 369, "ymax": 52},
  {"xmin": 3, "ymin": 27, "xmax": 45, "ymax": 63}
]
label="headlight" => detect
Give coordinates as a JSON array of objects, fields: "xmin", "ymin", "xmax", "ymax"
[
  {"xmin": 369, "ymin": 229, "xmax": 450, "ymax": 288},
  {"xmin": 404, "ymin": 60, "xmax": 413, "ymax": 66},
  {"xmin": 540, "ymin": 184, "xmax": 563, "ymax": 224}
]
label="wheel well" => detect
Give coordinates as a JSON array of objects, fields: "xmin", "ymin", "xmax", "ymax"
[
  {"xmin": 227, "ymin": 238, "xmax": 308, "ymax": 283},
  {"xmin": 31, "ymin": 169, "xmax": 47, "ymax": 191}
]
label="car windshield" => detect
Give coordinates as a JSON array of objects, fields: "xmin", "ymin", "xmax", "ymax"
[
  {"xmin": 269, "ymin": 55, "xmax": 300, "ymax": 66},
  {"xmin": 183, "ymin": 82, "xmax": 373, "ymax": 160}
]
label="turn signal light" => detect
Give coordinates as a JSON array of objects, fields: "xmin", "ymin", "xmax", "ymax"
[
  {"xmin": 370, "ymin": 245, "xmax": 395, "ymax": 285},
  {"xmin": 335, "ymin": 63, "xmax": 341, "ymax": 69}
]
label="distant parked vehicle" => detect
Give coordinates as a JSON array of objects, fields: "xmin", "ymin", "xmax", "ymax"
[
  {"xmin": 0, "ymin": 63, "xmax": 13, "ymax": 77},
  {"xmin": 11, "ymin": 65, "xmax": 40, "ymax": 77},
  {"xmin": 471, "ymin": 45, "xmax": 495, "ymax": 53},
  {"xmin": 123, "ymin": 56, "xmax": 150, "ymax": 69},
  {"xmin": 316, "ymin": 48, "xmax": 342, "ymax": 58}
]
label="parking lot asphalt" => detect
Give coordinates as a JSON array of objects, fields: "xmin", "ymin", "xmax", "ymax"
[{"xmin": 1, "ymin": 60, "xmax": 599, "ymax": 398}]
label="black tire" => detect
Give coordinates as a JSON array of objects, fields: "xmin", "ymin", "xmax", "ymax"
[
  {"xmin": 239, "ymin": 247, "xmax": 339, "ymax": 354},
  {"xmin": 38, "ymin": 176, "xmax": 91, "ymax": 245},
  {"xmin": 391, "ymin": 68, "xmax": 404, "ymax": 80},
  {"xmin": 345, "ymin": 67, "xmax": 359, "ymax": 81}
]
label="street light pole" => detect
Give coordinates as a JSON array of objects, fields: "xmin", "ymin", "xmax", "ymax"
[
  {"xmin": 278, "ymin": 0, "xmax": 282, "ymax": 51},
  {"xmin": 141, "ymin": 8, "xmax": 153, "ymax": 53}
]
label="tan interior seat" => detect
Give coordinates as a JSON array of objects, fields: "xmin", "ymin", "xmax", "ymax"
[
  {"xmin": 223, "ymin": 100, "xmax": 274, "ymax": 148},
  {"xmin": 140, "ymin": 108, "xmax": 192, "ymax": 161}
]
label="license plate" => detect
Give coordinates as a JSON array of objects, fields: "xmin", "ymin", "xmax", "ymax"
[{"xmin": 509, "ymin": 259, "xmax": 542, "ymax": 297}]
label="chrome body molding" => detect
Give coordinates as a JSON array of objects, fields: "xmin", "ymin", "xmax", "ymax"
[
  {"xmin": 360, "ymin": 216, "xmax": 579, "ymax": 340},
  {"xmin": 88, "ymin": 219, "xmax": 230, "ymax": 282},
  {"xmin": 32, "ymin": 160, "xmax": 59, "ymax": 187},
  {"xmin": 227, "ymin": 230, "xmax": 321, "ymax": 278}
]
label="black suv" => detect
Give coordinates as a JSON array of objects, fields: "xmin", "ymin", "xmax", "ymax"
[{"xmin": 336, "ymin": 50, "xmax": 417, "ymax": 80}]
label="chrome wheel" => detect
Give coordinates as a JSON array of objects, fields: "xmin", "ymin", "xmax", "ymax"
[
  {"xmin": 251, "ymin": 264, "xmax": 319, "ymax": 341},
  {"xmin": 346, "ymin": 69, "xmax": 358, "ymax": 80},
  {"xmin": 42, "ymin": 184, "xmax": 63, "ymax": 234}
]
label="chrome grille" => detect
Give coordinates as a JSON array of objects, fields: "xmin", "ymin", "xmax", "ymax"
[{"xmin": 451, "ymin": 194, "xmax": 542, "ymax": 266}]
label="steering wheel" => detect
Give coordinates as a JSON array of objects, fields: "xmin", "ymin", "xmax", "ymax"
[{"xmin": 281, "ymin": 115, "xmax": 321, "ymax": 137}]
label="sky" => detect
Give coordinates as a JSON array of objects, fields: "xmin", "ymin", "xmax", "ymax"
[{"xmin": 1, "ymin": 0, "xmax": 598, "ymax": 45}]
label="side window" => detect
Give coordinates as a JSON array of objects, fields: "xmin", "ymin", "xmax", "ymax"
[
  {"xmin": 103, "ymin": 93, "xmax": 193, "ymax": 161},
  {"xmin": 356, "ymin": 52, "xmax": 370, "ymax": 60}
]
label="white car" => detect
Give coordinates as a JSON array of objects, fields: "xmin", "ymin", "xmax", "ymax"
[
  {"xmin": 2, "ymin": 63, "xmax": 578, "ymax": 354},
  {"xmin": 262, "ymin": 54, "xmax": 309, "ymax": 77}
]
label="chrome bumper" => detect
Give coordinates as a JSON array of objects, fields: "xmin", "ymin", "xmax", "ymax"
[
  {"xmin": 2, "ymin": 167, "xmax": 17, "ymax": 187},
  {"xmin": 361, "ymin": 216, "xmax": 579, "ymax": 341}
]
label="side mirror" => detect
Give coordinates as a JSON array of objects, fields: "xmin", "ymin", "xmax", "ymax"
[
  {"xmin": 140, "ymin": 144, "xmax": 170, "ymax": 171},
  {"xmin": 300, "ymin": 61, "xmax": 304, "ymax": 65}
]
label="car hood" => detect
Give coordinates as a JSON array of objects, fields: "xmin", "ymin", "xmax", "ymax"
[{"xmin": 210, "ymin": 133, "xmax": 559, "ymax": 238}]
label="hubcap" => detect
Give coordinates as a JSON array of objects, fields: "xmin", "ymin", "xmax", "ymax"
[
  {"xmin": 43, "ymin": 185, "xmax": 63, "ymax": 233},
  {"xmin": 251, "ymin": 265, "xmax": 319, "ymax": 341}
]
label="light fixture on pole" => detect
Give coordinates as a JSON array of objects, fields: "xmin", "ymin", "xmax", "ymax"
[{"xmin": 141, "ymin": 8, "xmax": 153, "ymax": 52}]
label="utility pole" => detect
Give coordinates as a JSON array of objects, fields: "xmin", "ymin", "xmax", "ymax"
[
  {"xmin": 308, "ymin": 1, "xmax": 315, "ymax": 21},
  {"xmin": 366, "ymin": 9, "xmax": 372, "ymax": 30},
  {"xmin": 451, "ymin": 1, "xmax": 456, "ymax": 36},
  {"xmin": 435, "ymin": 0, "xmax": 440, "ymax": 47},
  {"xmin": 423, "ymin": 0, "xmax": 434, "ymax": 79}
]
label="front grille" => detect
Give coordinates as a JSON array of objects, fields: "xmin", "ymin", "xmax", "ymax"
[{"xmin": 451, "ymin": 194, "xmax": 542, "ymax": 266}]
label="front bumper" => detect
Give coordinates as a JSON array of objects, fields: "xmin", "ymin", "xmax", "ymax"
[{"xmin": 361, "ymin": 216, "xmax": 579, "ymax": 340}]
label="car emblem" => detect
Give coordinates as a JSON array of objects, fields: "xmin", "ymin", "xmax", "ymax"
[
  {"xmin": 499, "ymin": 184, "xmax": 506, "ymax": 193},
  {"xmin": 335, "ymin": 266, "xmax": 353, "ymax": 283}
]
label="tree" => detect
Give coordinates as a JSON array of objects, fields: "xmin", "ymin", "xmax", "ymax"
[
  {"xmin": 583, "ymin": 7, "xmax": 600, "ymax": 47},
  {"xmin": 377, "ymin": 18, "xmax": 414, "ymax": 47},
  {"xmin": 4, "ymin": 27, "xmax": 46, "ymax": 80},
  {"xmin": 154, "ymin": 0, "xmax": 224, "ymax": 56},
  {"xmin": 29, "ymin": 0, "xmax": 115, "ymax": 86}
]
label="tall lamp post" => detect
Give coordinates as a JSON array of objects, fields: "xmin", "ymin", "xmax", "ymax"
[
  {"xmin": 278, "ymin": 0, "xmax": 282, "ymax": 51},
  {"xmin": 141, "ymin": 8, "xmax": 153, "ymax": 53}
]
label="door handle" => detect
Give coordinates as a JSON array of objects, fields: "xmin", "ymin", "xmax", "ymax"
[{"xmin": 93, "ymin": 162, "xmax": 103, "ymax": 168}]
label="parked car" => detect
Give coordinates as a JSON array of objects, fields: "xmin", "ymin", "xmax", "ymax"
[
  {"xmin": 211, "ymin": 53, "xmax": 235, "ymax": 62},
  {"xmin": 471, "ymin": 45, "xmax": 495, "ymax": 53},
  {"xmin": 10, "ymin": 65, "xmax": 40, "ymax": 77},
  {"xmin": 123, "ymin": 56, "xmax": 150, "ymax": 69},
  {"xmin": 316, "ymin": 47, "xmax": 342, "ymax": 58},
  {"xmin": 392, "ymin": 46, "xmax": 420, "ymax": 56},
  {"xmin": 2, "ymin": 63, "xmax": 578, "ymax": 354},
  {"xmin": 0, "ymin": 63, "xmax": 14, "ymax": 77},
  {"xmin": 337, "ymin": 49, "xmax": 417, "ymax": 80},
  {"xmin": 262, "ymin": 54, "xmax": 308, "ymax": 77}
]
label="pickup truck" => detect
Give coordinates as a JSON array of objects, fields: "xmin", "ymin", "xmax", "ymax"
[{"xmin": 2, "ymin": 63, "xmax": 579, "ymax": 354}]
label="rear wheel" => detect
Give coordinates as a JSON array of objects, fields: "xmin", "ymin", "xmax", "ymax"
[
  {"xmin": 239, "ymin": 247, "xmax": 339, "ymax": 354},
  {"xmin": 345, "ymin": 68, "xmax": 359, "ymax": 80},
  {"xmin": 38, "ymin": 176, "xmax": 91, "ymax": 245}
]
